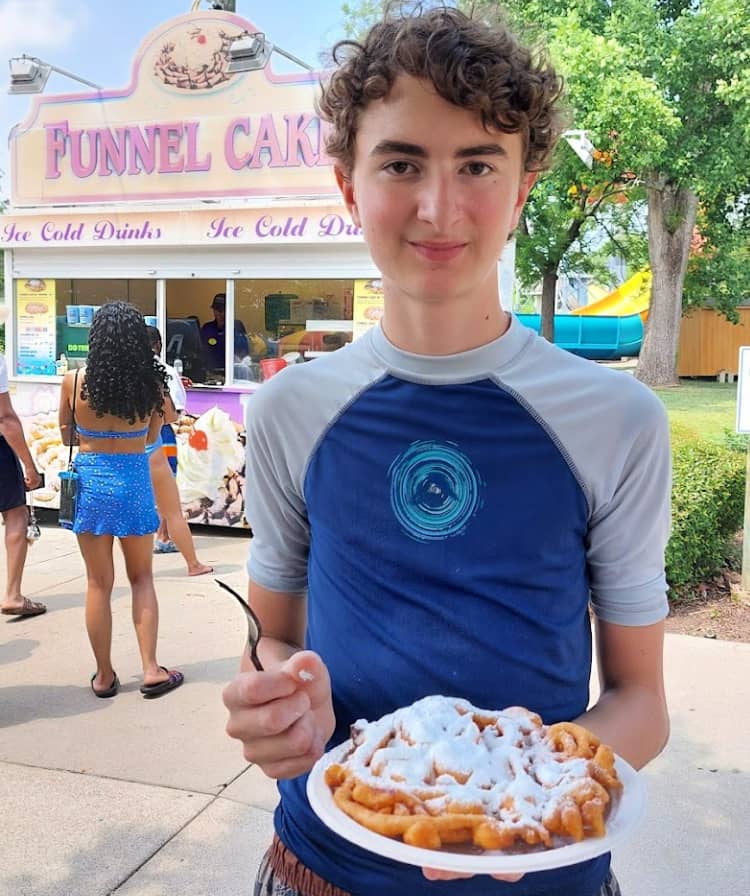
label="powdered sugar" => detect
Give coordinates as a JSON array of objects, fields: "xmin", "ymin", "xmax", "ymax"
[{"xmin": 342, "ymin": 695, "xmax": 602, "ymax": 832}]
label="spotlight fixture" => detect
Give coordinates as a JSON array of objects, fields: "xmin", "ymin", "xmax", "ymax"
[
  {"xmin": 8, "ymin": 55, "xmax": 101, "ymax": 95},
  {"xmin": 227, "ymin": 32, "xmax": 314, "ymax": 74}
]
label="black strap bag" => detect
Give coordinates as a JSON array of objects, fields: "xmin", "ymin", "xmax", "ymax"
[{"xmin": 58, "ymin": 370, "xmax": 80, "ymax": 530}]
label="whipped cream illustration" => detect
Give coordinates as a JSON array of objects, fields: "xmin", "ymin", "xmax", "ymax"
[{"xmin": 176, "ymin": 407, "xmax": 244, "ymax": 503}]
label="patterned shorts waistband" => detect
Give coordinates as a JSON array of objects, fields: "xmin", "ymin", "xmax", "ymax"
[{"xmin": 266, "ymin": 835, "xmax": 351, "ymax": 896}]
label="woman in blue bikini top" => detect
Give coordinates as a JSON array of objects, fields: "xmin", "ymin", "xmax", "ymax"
[{"xmin": 58, "ymin": 301, "xmax": 185, "ymax": 701}]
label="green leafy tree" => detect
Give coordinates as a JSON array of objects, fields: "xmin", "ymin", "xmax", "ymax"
[
  {"xmin": 514, "ymin": 12, "xmax": 676, "ymax": 339},
  {"xmin": 496, "ymin": 0, "xmax": 750, "ymax": 383}
]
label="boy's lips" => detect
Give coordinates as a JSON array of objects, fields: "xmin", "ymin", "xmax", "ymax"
[{"xmin": 408, "ymin": 240, "xmax": 467, "ymax": 261}]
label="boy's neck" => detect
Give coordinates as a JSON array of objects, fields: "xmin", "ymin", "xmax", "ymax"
[{"xmin": 380, "ymin": 290, "xmax": 510, "ymax": 356}]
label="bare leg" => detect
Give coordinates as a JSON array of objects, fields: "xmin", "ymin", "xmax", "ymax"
[
  {"xmin": 156, "ymin": 515, "xmax": 170, "ymax": 543},
  {"xmin": 2, "ymin": 505, "xmax": 31, "ymax": 609},
  {"xmin": 149, "ymin": 452, "xmax": 212, "ymax": 576},
  {"xmin": 119, "ymin": 533, "xmax": 174, "ymax": 687},
  {"xmin": 77, "ymin": 532, "xmax": 116, "ymax": 690}
]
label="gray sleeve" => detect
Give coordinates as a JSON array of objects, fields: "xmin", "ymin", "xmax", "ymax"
[
  {"xmin": 498, "ymin": 333, "xmax": 672, "ymax": 627},
  {"xmin": 242, "ymin": 339, "xmax": 384, "ymax": 594},
  {"xmin": 587, "ymin": 392, "xmax": 671, "ymax": 625},
  {"xmin": 244, "ymin": 378, "xmax": 310, "ymax": 594}
]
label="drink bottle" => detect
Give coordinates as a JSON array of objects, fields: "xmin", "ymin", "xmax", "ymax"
[{"xmin": 173, "ymin": 357, "xmax": 183, "ymax": 378}]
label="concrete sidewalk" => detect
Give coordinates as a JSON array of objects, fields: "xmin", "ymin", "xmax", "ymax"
[{"xmin": 1, "ymin": 521, "xmax": 748, "ymax": 895}]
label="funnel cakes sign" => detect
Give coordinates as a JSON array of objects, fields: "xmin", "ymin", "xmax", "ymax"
[{"xmin": 10, "ymin": 11, "xmax": 338, "ymax": 207}]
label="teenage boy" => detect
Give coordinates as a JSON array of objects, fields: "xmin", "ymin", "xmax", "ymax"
[{"xmin": 223, "ymin": 8, "xmax": 670, "ymax": 896}]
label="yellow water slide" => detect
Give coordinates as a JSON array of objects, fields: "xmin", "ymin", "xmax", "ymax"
[{"xmin": 571, "ymin": 270, "xmax": 651, "ymax": 320}]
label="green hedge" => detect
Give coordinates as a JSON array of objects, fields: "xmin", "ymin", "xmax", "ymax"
[{"xmin": 666, "ymin": 425, "xmax": 745, "ymax": 592}]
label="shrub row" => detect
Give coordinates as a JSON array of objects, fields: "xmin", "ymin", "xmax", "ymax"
[{"xmin": 666, "ymin": 424, "xmax": 745, "ymax": 592}]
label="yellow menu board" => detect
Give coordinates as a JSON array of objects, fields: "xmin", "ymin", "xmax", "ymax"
[
  {"xmin": 353, "ymin": 279, "xmax": 384, "ymax": 339},
  {"xmin": 16, "ymin": 279, "xmax": 57, "ymax": 376}
]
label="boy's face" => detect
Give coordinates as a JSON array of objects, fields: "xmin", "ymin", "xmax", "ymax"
[{"xmin": 336, "ymin": 75, "xmax": 536, "ymax": 309}]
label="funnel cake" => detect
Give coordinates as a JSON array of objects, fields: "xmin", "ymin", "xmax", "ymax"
[{"xmin": 324, "ymin": 696, "xmax": 622, "ymax": 853}]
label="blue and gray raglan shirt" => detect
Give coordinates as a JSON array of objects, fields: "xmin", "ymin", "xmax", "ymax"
[{"xmin": 244, "ymin": 316, "xmax": 671, "ymax": 896}]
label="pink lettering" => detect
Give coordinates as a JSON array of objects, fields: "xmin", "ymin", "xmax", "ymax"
[
  {"xmin": 184, "ymin": 121, "xmax": 211, "ymax": 172},
  {"xmin": 225, "ymin": 117, "xmax": 252, "ymax": 170},
  {"xmin": 159, "ymin": 124, "xmax": 184, "ymax": 174},
  {"xmin": 283, "ymin": 114, "xmax": 318, "ymax": 168},
  {"xmin": 127, "ymin": 126, "xmax": 157, "ymax": 175},
  {"xmin": 97, "ymin": 127, "xmax": 127, "ymax": 176},
  {"xmin": 316, "ymin": 121, "xmax": 334, "ymax": 167},
  {"xmin": 45, "ymin": 121, "xmax": 69, "ymax": 179},
  {"xmin": 70, "ymin": 130, "xmax": 97, "ymax": 178},
  {"xmin": 248, "ymin": 114, "xmax": 285, "ymax": 169}
]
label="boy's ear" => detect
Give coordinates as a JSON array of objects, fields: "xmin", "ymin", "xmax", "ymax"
[
  {"xmin": 510, "ymin": 170, "xmax": 538, "ymax": 232},
  {"xmin": 334, "ymin": 165, "xmax": 361, "ymax": 228}
]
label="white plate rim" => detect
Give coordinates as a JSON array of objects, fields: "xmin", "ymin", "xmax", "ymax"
[{"xmin": 307, "ymin": 738, "xmax": 645, "ymax": 874}]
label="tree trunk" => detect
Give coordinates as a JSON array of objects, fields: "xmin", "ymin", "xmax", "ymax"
[
  {"xmin": 636, "ymin": 177, "xmax": 698, "ymax": 387},
  {"xmin": 540, "ymin": 269, "xmax": 558, "ymax": 343}
]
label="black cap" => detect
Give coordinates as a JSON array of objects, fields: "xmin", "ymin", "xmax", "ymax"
[{"xmin": 211, "ymin": 293, "xmax": 226, "ymax": 310}]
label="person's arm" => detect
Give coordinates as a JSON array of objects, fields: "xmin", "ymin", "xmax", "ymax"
[
  {"xmin": 147, "ymin": 402, "xmax": 169, "ymax": 445},
  {"xmin": 576, "ymin": 618, "xmax": 669, "ymax": 769},
  {"xmin": 57, "ymin": 371, "xmax": 77, "ymax": 446},
  {"xmin": 224, "ymin": 580, "xmax": 336, "ymax": 780},
  {"xmin": 242, "ymin": 581, "xmax": 307, "ymax": 670},
  {"xmin": 582, "ymin": 388, "xmax": 671, "ymax": 769},
  {"xmin": 169, "ymin": 370, "xmax": 187, "ymax": 414},
  {"xmin": 160, "ymin": 393, "xmax": 178, "ymax": 426},
  {"xmin": 0, "ymin": 392, "xmax": 41, "ymax": 487}
]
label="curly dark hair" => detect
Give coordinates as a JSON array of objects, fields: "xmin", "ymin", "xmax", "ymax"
[
  {"xmin": 82, "ymin": 302, "xmax": 168, "ymax": 423},
  {"xmin": 318, "ymin": 4, "xmax": 565, "ymax": 174}
]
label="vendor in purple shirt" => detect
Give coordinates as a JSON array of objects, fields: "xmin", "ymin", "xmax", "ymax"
[{"xmin": 200, "ymin": 293, "xmax": 250, "ymax": 372}]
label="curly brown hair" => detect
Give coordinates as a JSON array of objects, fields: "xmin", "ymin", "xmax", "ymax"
[
  {"xmin": 318, "ymin": 5, "xmax": 565, "ymax": 174},
  {"xmin": 82, "ymin": 302, "xmax": 168, "ymax": 424}
]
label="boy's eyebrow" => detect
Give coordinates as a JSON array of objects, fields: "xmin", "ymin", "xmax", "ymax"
[
  {"xmin": 371, "ymin": 140, "xmax": 427, "ymax": 158},
  {"xmin": 370, "ymin": 140, "xmax": 509, "ymax": 159},
  {"xmin": 455, "ymin": 144, "xmax": 509, "ymax": 159}
]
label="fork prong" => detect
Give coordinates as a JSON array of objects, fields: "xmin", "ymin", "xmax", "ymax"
[{"xmin": 215, "ymin": 579, "xmax": 264, "ymax": 671}]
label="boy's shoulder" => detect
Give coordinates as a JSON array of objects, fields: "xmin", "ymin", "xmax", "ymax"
[
  {"xmin": 510, "ymin": 325, "xmax": 666, "ymax": 424},
  {"xmin": 245, "ymin": 333, "xmax": 381, "ymax": 432}
]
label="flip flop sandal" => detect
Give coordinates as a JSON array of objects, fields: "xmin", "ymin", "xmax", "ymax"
[
  {"xmin": 140, "ymin": 667, "xmax": 184, "ymax": 699},
  {"xmin": 153, "ymin": 541, "xmax": 179, "ymax": 554},
  {"xmin": 91, "ymin": 673, "xmax": 120, "ymax": 698},
  {"xmin": 1, "ymin": 597, "xmax": 47, "ymax": 617}
]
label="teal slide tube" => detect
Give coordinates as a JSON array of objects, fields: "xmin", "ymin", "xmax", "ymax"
[{"xmin": 516, "ymin": 312, "xmax": 643, "ymax": 361}]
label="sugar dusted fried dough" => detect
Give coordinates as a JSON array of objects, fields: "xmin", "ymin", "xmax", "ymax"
[{"xmin": 325, "ymin": 696, "xmax": 622, "ymax": 853}]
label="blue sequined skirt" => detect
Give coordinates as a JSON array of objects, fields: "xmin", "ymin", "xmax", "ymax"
[{"xmin": 73, "ymin": 452, "xmax": 158, "ymax": 537}]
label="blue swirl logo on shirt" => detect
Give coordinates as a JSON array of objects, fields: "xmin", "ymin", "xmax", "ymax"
[{"xmin": 388, "ymin": 440, "xmax": 484, "ymax": 542}]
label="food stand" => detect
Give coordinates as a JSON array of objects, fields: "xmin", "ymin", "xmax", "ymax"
[{"xmin": 1, "ymin": 8, "xmax": 381, "ymax": 527}]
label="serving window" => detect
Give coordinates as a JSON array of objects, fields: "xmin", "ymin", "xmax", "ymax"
[
  {"xmin": 13, "ymin": 277, "xmax": 155, "ymax": 376},
  {"xmin": 164, "ymin": 277, "xmax": 354, "ymax": 385}
]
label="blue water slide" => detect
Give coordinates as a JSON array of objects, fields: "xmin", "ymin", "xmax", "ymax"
[{"xmin": 516, "ymin": 312, "xmax": 644, "ymax": 361}]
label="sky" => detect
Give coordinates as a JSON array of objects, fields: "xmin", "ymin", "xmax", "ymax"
[{"xmin": 0, "ymin": 0, "xmax": 349, "ymax": 199}]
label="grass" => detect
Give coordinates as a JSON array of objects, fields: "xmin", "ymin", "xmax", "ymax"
[{"xmin": 654, "ymin": 380, "xmax": 739, "ymax": 445}]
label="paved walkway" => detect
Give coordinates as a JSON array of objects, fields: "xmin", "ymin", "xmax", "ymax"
[{"xmin": 1, "ymin": 521, "xmax": 748, "ymax": 895}]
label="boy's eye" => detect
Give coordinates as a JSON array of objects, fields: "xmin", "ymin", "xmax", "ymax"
[
  {"xmin": 384, "ymin": 160, "xmax": 417, "ymax": 175},
  {"xmin": 464, "ymin": 161, "xmax": 493, "ymax": 176}
]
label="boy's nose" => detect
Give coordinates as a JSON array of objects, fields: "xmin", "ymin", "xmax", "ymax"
[{"xmin": 415, "ymin": 175, "xmax": 462, "ymax": 230}]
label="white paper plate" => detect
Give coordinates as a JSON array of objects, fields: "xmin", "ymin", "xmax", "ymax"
[{"xmin": 307, "ymin": 739, "xmax": 645, "ymax": 874}]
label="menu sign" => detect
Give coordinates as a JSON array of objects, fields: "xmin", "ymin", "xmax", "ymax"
[
  {"xmin": 353, "ymin": 279, "xmax": 384, "ymax": 340},
  {"xmin": 16, "ymin": 279, "xmax": 56, "ymax": 375}
]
